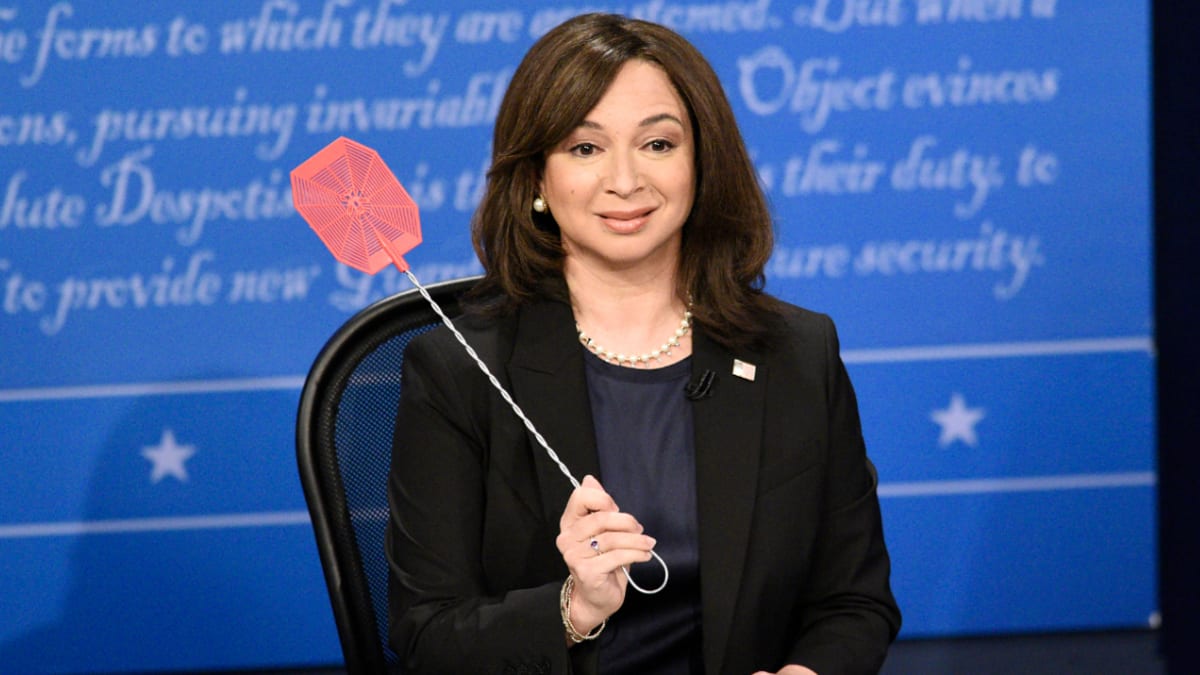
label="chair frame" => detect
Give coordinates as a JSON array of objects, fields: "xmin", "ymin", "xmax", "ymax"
[{"xmin": 296, "ymin": 276, "xmax": 479, "ymax": 673}]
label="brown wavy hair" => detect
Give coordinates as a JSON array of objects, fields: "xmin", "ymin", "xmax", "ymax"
[{"xmin": 469, "ymin": 13, "xmax": 781, "ymax": 349}]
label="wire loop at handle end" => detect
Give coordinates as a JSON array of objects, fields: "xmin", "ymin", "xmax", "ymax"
[{"xmin": 624, "ymin": 549, "xmax": 669, "ymax": 594}]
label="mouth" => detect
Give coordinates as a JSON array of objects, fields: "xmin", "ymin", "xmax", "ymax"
[{"xmin": 597, "ymin": 207, "xmax": 656, "ymax": 234}]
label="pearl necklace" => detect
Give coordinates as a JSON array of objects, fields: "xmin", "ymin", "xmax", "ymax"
[{"xmin": 576, "ymin": 308, "xmax": 693, "ymax": 367}]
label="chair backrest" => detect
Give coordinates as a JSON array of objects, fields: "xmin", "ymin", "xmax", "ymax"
[{"xmin": 296, "ymin": 276, "xmax": 480, "ymax": 674}]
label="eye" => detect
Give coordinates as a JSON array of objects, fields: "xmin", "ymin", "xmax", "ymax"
[
  {"xmin": 570, "ymin": 142, "xmax": 599, "ymax": 157},
  {"xmin": 647, "ymin": 139, "xmax": 675, "ymax": 153}
]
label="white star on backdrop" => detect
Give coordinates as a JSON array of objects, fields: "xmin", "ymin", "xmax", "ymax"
[
  {"xmin": 931, "ymin": 393, "xmax": 986, "ymax": 447},
  {"xmin": 141, "ymin": 429, "xmax": 196, "ymax": 483}
]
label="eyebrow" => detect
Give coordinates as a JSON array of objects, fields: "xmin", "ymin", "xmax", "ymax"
[{"xmin": 578, "ymin": 113, "xmax": 686, "ymax": 130}]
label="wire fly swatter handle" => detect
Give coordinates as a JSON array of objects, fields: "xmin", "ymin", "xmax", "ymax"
[{"xmin": 404, "ymin": 268, "xmax": 669, "ymax": 595}]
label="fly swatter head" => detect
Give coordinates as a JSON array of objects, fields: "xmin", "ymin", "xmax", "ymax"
[{"xmin": 290, "ymin": 136, "xmax": 422, "ymax": 273}]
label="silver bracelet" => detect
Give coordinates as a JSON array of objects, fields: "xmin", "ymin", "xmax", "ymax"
[{"xmin": 560, "ymin": 575, "xmax": 606, "ymax": 643}]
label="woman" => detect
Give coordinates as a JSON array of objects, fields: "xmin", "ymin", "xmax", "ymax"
[{"xmin": 387, "ymin": 13, "xmax": 900, "ymax": 675}]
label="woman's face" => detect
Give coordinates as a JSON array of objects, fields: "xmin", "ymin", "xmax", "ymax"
[{"xmin": 540, "ymin": 59, "xmax": 696, "ymax": 277}]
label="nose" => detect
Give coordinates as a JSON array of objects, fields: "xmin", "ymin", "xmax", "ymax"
[{"xmin": 605, "ymin": 150, "xmax": 643, "ymax": 198}]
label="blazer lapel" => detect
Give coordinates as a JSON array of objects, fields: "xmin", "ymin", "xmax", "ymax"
[
  {"xmin": 507, "ymin": 299, "xmax": 602, "ymax": 528},
  {"xmin": 691, "ymin": 330, "xmax": 765, "ymax": 675}
]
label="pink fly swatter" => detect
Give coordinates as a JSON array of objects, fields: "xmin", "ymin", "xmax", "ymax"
[{"xmin": 291, "ymin": 137, "xmax": 667, "ymax": 594}]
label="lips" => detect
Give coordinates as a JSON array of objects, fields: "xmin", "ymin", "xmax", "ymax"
[{"xmin": 597, "ymin": 206, "xmax": 655, "ymax": 234}]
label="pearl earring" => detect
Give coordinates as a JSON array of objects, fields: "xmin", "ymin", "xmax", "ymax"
[{"xmin": 533, "ymin": 196, "xmax": 548, "ymax": 213}]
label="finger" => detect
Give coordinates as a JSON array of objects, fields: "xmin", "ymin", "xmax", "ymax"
[
  {"xmin": 574, "ymin": 547, "xmax": 655, "ymax": 578},
  {"xmin": 580, "ymin": 511, "xmax": 644, "ymax": 537},
  {"xmin": 560, "ymin": 531, "xmax": 656, "ymax": 579},
  {"xmin": 577, "ymin": 475, "xmax": 618, "ymax": 512},
  {"xmin": 559, "ymin": 475, "xmax": 619, "ymax": 527},
  {"xmin": 557, "ymin": 510, "xmax": 646, "ymax": 557},
  {"xmin": 587, "ymin": 532, "xmax": 657, "ymax": 556},
  {"xmin": 558, "ymin": 525, "xmax": 644, "ymax": 561}
]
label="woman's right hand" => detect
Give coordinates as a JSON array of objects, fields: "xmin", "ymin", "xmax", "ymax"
[{"xmin": 555, "ymin": 475, "xmax": 657, "ymax": 634}]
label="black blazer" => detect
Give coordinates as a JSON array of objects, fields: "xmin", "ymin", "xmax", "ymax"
[{"xmin": 387, "ymin": 298, "xmax": 900, "ymax": 675}]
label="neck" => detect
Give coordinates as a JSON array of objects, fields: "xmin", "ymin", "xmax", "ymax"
[
  {"xmin": 566, "ymin": 257, "xmax": 681, "ymax": 324},
  {"xmin": 565, "ymin": 260, "xmax": 691, "ymax": 367}
]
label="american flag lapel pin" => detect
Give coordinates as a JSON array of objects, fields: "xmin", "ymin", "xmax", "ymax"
[{"xmin": 732, "ymin": 359, "xmax": 756, "ymax": 381}]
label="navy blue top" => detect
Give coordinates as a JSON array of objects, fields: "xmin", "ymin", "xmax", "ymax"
[{"xmin": 583, "ymin": 351, "xmax": 704, "ymax": 675}]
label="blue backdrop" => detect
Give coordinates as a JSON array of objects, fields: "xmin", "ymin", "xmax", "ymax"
[{"xmin": 1, "ymin": 1, "xmax": 1153, "ymax": 672}]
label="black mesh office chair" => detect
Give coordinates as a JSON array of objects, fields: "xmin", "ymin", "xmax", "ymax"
[{"xmin": 296, "ymin": 276, "xmax": 480, "ymax": 674}]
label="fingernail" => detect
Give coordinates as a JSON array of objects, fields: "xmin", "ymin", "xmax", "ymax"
[{"xmin": 646, "ymin": 537, "xmax": 657, "ymax": 547}]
